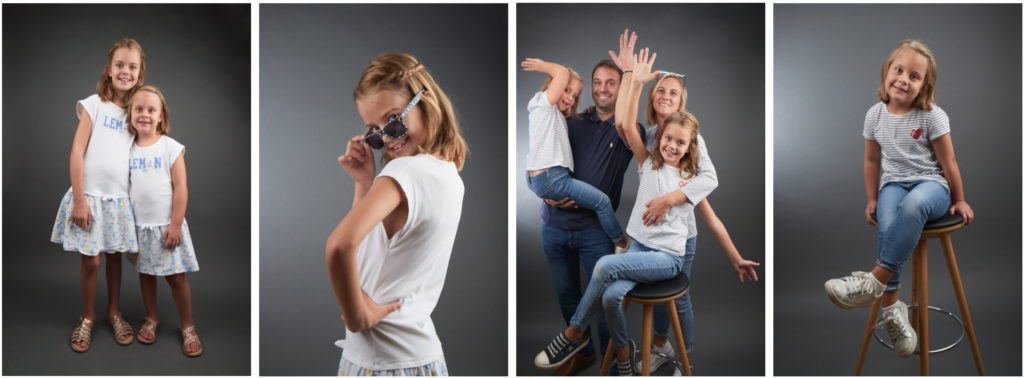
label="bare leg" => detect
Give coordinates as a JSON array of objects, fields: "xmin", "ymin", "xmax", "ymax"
[
  {"xmin": 105, "ymin": 253, "xmax": 122, "ymax": 316},
  {"xmin": 870, "ymin": 265, "xmax": 900, "ymax": 306},
  {"xmin": 166, "ymin": 273, "xmax": 199, "ymax": 354},
  {"xmin": 138, "ymin": 273, "xmax": 159, "ymax": 343}
]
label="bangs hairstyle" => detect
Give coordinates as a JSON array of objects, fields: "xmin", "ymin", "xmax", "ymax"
[
  {"xmin": 539, "ymin": 67, "xmax": 584, "ymax": 118},
  {"xmin": 877, "ymin": 39, "xmax": 938, "ymax": 110},
  {"xmin": 645, "ymin": 74, "xmax": 688, "ymax": 125},
  {"xmin": 650, "ymin": 111, "xmax": 700, "ymax": 180},
  {"xmin": 97, "ymin": 38, "xmax": 146, "ymax": 105},
  {"xmin": 353, "ymin": 53, "xmax": 468, "ymax": 171},
  {"xmin": 126, "ymin": 85, "xmax": 170, "ymax": 136}
]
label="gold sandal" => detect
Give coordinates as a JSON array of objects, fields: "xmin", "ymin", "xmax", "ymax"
[
  {"xmin": 138, "ymin": 317, "xmax": 158, "ymax": 344},
  {"xmin": 109, "ymin": 313, "xmax": 134, "ymax": 345},
  {"xmin": 182, "ymin": 325, "xmax": 203, "ymax": 357},
  {"xmin": 70, "ymin": 317, "xmax": 93, "ymax": 353}
]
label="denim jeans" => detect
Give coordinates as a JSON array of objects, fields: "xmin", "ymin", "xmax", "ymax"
[
  {"xmin": 652, "ymin": 237, "xmax": 696, "ymax": 353},
  {"xmin": 542, "ymin": 224, "xmax": 613, "ymax": 358},
  {"xmin": 875, "ymin": 180, "xmax": 950, "ymax": 291},
  {"xmin": 568, "ymin": 240, "xmax": 685, "ymax": 349},
  {"xmin": 528, "ymin": 167, "xmax": 624, "ymax": 243}
]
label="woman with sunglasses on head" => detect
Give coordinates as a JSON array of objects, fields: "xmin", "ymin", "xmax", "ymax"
[{"xmin": 326, "ymin": 53, "xmax": 468, "ymax": 376}]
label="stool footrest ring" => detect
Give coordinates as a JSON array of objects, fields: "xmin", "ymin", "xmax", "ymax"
[{"xmin": 873, "ymin": 305, "xmax": 966, "ymax": 355}]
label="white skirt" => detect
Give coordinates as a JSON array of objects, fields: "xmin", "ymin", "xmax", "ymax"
[
  {"xmin": 127, "ymin": 220, "xmax": 199, "ymax": 276},
  {"xmin": 50, "ymin": 189, "xmax": 138, "ymax": 256}
]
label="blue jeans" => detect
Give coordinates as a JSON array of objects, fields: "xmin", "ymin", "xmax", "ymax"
[
  {"xmin": 568, "ymin": 240, "xmax": 685, "ymax": 349},
  {"xmin": 875, "ymin": 180, "xmax": 950, "ymax": 291},
  {"xmin": 528, "ymin": 167, "xmax": 624, "ymax": 243},
  {"xmin": 652, "ymin": 237, "xmax": 696, "ymax": 353},
  {"xmin": 542, "ymin": 224, "xmax": 613, "ymax": 358}
]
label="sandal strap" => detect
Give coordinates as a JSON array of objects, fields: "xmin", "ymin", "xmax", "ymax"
[
  {"xmin": 71, "ymin": 318, "xmax": 93, "ymax": 343},
  {"xmin": 140, "ymin": 317, "xmax": 158, "ymax": 334},
  {"xmin": 182, "ymin": 326, "xmax": 200, "ymax": 345},
  {"xmin": 110, "ymin": 313, "xmax": 134, "ymax": 339}
]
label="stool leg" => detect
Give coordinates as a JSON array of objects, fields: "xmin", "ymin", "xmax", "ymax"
[
  {"xmin": 854, "ymin": 298, "xmax": 880, "ymax": 376},
  {"xmin": 667, "ymin": 299, "xmax": 692, "ymax": 376},
  {"xmin": 916, "ymin": 240, "xmax": 929, "ymax": 375},
  {"xmin": 940, "ymin": 234, "xmax": 985, "ymax": 375},
  {"xmin": 601, "ymin": 300, "xmax": 631, "ymax": 376},
  {"xmin": 911, "ymin": 241, "xmax": 922, "ymax": 332},
  {"xmin": 640, "ymin": 304, "xmax": 653, "ymax": 375}
]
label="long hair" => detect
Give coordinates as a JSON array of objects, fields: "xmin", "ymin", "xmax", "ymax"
[
  {"xmin": 539, "ymin": 67, "xmax": 583, "ymax": 118},
  {"xmin": 353, "ymin": 53, "xmax": 468, "ymax": 170},
  {"xmin": 645, "ymin": 74, "xmax": 687, "ymax": 125},
  {"xmin": 876, "ymin": 39, "xmax": 937, "ymax": 110},
  {"xmin": 125, "ymin": 85, "xmax": 170, "ymax": 136},
  {"xmin": 96, "ymin": 38, "xmax": 146, "ymax": 105},
  {"xmin": 650, "ymin": 111, "xmax": 699, "ymax": 179}
]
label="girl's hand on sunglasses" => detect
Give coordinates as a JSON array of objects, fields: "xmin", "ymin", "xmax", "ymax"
[{"xmin": 339, "ymin": 134, "xmax": 375, "ymax": 184}]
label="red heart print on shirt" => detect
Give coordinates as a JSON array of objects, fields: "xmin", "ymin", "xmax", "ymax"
[
  {"xmin": 911, "ymin": 128, "xmax": 923, "ymax": 140},
  {"xmin": 678, "ymin": 181, "xmax": 687, "ymax": 188}
]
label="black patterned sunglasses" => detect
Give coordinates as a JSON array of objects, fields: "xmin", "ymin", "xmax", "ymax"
[{"xmin": 361, "ymin": 89, "xmax": 425, "ymax": 150}]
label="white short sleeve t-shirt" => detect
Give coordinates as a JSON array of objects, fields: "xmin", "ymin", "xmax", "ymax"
[
  {"xmin": 342, "ymin": 154, "xmax": 465, "ymax": 370},
  {"xmin": 626, "ymin": 158, "xmax": 693, "ymax": 256},
  {"xmin": 526, "ymin": 91, "xmax": 574, "ymax": 171},
  {"xmin": 863, "ymin": 102, "xmax": 951, "ymax": 189},
  {"xmin": 129, "ymin": 136, "xmax": 185, "ymax": 227},
  {"xmin": 78, "ymin": 94, "xmax": 134, "ymax": 197},
  {"xmin": 645, "ymin": 126, "xmax": 717, "ymax": 239}
]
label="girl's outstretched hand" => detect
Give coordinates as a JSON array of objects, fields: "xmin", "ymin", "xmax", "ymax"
[
  {"xmin": 162, "ymin": 226, "xmax": 183, "ymax": 249},
  {"xmin": 631, "ymin": 47, "xmax": 661, "ymax": 85},
  {"xmin": 949, "ymin": 200, "xmax": 974, "ymax": 226},
  {"xmin": 520, "ymin": 57, "xmax": 545, "ymax": 71},
  {"xmin": 339, "ymin": 134, "xmax": 375, "ymax": 184},
  {"xmin": 71, "ymin": 200, "xmax": 92, "ymax": 229},
  {"xmin": 608, "ymin": 28, "xmax": 637, "ymax": 71},
  {"xmin": 732, "ymin": 259, "xmax": 761, "ymax": 283}
]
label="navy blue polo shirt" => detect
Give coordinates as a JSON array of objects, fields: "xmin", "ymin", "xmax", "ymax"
[{"xmin": 540, "ymin": 110, "xmax": 645, "ymax": 230}]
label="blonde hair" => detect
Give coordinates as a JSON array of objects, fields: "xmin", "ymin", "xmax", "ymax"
[
  {"xmin": 645, "ymin": 74, "xmax": 687, "ymax": 126},
  {"xmin": 650, "ymin": 111, "xmax": 699, "ymax": 179},
  {"xmin": 126, "ymin": 85, "xmax": 170, "ymax": 136},
  {"xmin": 877, "ymin": 39, "xmax": 937, "ymax": 110},
  {"xmin": 96, "ymin": 38, "xmax": 146, "ymax": 105},
  {"xmin": 539, "ymin": 67, "xmax": 584, "ymax": 118},
  {"xmin": 353, "ymin": 53, "xmax": 468, "ymax": 171}
]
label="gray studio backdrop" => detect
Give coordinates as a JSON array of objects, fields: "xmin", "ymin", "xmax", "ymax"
[
  {"xmin": 774, "ymin": 4, "xmax": 1021, "ymax": 376},
  {"xmin": 2, "ymin": 4, "xmax": 250, "ymax": 375},
  {"xmin": 259, "ymin": 4, "xmax": 507, "ymax": 376},
  {"xmin": 516, "ymin": 4, "xmax": 765, "ymax": 376}
]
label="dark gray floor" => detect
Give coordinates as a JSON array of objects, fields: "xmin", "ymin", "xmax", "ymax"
[{"xmin": 3, "ymin": 238, "xmax": 250, "ymax": 375}]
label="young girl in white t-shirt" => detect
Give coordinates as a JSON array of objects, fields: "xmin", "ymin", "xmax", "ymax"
[
  {"xmin": 521, "ymin": 57, "xmax": 630, "ymax": 252},
  {"xmin": 825, "ymin": 39, "xmax": 974, "ymax": 358},
  {"xmin": 51, "ymin": 38, "xmax": 147, "ymax": 352},
  {"xmin": 123, "ymin": 85, "xmax": 202, "ymax": 357},
  {"xmin": 326, "ymin": 53, "xmax": 468, "ymax": 376},
  {"xmin": 535, "ymin": 50, "xmax": 759, "ymax": 375}
]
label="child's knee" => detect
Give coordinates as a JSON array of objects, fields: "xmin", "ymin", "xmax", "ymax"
[
  {"xmin": 165, "ymin": 273, "xmax": 188, "ymax": 288},
  {"xmin": 81, "ymin": 255, "xmax": 102, "ymax": 272}
]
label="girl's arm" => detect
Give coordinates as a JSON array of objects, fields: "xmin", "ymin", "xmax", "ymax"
[
  {"xmin": 622, "ymin": 48, "xmax": 660, "ymax": 165},
  {"xmin": 643, "ymin": 136, "xmax": 719, "ymax": 225},
  {"xmin": 932, "ymin": 134, "xmax": 974, "ymax": 225},
  {"xmin": 69, "ymin": 108, "xmax": 93, "ymax": 229},
  {"xmin": 339, "ymin": 135, "xmax": 376, "ymax": 207},
  {"xmin": 864, "ymin": 139, "xmax": 881, "ymax": 225},
  {"xmin": 325, "ymin": 176, "xmax": 404, "ymax": 333},
  {"xmin": 695, "ymin": 199, "xmax": 760, "ymax": 282},
  {"xmin": 521, "ymin": 58, "xmax": 570, "ymax": 107},
  {"xmin": 611, "ymin": 29, "xmax": 637, "ymax": 140},
  {"xmin": 163, "ymin": 152, "xmax": 188, "ymax": 248}
]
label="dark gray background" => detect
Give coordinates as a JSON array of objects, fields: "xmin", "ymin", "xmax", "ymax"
[
  {"xmin": 2, "ymin": 4, "xmax": 251, "ymax": 375},
  {"xmin": 259, "ymin": 4, "xmax": 507, "ymax": 376},
  {"xmin": 774, "ymin": 4, "xmax": 1021, "ymax": 376},
  {"xmin": 516, "ymin": 4, "xmax": 765, "ymax": 376}
]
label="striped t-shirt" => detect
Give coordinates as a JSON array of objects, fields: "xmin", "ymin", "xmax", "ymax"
[
  {"xmin": 626, "ymin": 158, "xmax": 694, "ymax": 256},
  {"xmin": 862, "ymin": 102, "xmax": 950, "ymax": 189},
  {"xmin": 525, "ymin": 91, "xmax": 574, "ymax": 172},
  {"xmin": 645, "ymin": 126, "xmax": 718, "ymax": 239}
]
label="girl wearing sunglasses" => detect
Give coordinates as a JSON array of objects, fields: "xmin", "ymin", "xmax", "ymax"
[{"xmin": 326, "ymin": 53, "xmax": 468, "ymax": 376}]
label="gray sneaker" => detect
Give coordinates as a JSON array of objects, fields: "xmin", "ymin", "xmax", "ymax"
[
  {"xmin": 636, "ymin": 341, "xmax": 675, "ymax": 373},
  {"xmin": 877, "ymin": 301, "xmax": 917, "ymax": 358},
  {"xmin": 825, "ymin": 271, "xmax": 883, "ymax": 309}
]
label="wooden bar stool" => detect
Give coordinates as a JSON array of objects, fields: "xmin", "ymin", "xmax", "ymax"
[
  {"xmin": 854, "ymin": 213, "xmax": 984, "ymax": 375},
  {"xmin": 599, "ymin": 273, "xmax": 692, "ymax": 376}
]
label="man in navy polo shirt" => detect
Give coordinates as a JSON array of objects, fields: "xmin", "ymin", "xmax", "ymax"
[{"xmin": 539, "ymin": 59, "xmax": 647, "ymax": 375}]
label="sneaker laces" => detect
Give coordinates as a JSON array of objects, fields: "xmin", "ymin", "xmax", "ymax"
[
  {"xmin": 880, "ymin": 310, "xmax": 913, "ymax": 341},
  {"xmin": 834, "ymin": 271, "xmax": 876, "ymax": 297},
  {"xmin": 547, "ymin": 333, "xmax": 570, "ymax": 357}
]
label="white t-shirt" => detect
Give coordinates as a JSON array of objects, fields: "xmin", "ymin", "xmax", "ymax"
[
  {"xmin": 645, "ymin": 126, "xmax": 718, "ymax": 239},
  {"xmin": 525, "ymin": 91, "xmax": 574, "ymax": 171},
  {"xmin": 626, "ymin": 157, "xmax": 693, "ymax": 256},
  {"xmin": 862, "ymin": 102, "xmax": 951, "ymax": 189},
  {"xmin": 129, "ymin": 136, "xmax": 185, "ymax": 227},
  {"xmin": 78, "ymin": 94, "xmax": 134, "ymax": 197},
  {"xmin": 343, "ymin": 154, "xmax": 465, "ymax": 370}
]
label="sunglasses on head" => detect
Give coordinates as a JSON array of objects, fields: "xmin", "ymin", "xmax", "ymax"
[{"xmin": 361, "ymin": 89, "xmax": 425, "ymax": 150}]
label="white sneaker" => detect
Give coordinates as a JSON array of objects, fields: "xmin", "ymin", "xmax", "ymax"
[
  {"xmin": 824, "ymin": 271, "xmax": 883, "ymax": 309},
  {"xmin": 614, "ymin": 237, "xmax": 632, "ymax": 254},
  {"xmin": 636, "ymin": 341, "xmax": 675, "ymax": 373},
  {"xmin": 877, "ymin": 301, "xmax": 917, "ymax": 358}
]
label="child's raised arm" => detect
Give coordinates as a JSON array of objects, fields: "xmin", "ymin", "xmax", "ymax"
[
  {"xmin": 163, "ymin": 151, "xmax": 188, "ymax": 249},
  {"xmin": 695, "ymin": 199, "xmax": 760, "ymax": 282},
  {"xmin": 69, "ymin": 107, "xmax": 94, "ymax": 229},
  {"xmin": 932, "ymin": 134, "xmax": 974, "ymax": 225},
  {"xmin": 622, "ymin": 48, "xmax": 660, "ymax": 165},
  {"xmin": 611, "ymin": 28, "xmax": 637, "ymax": 141},
  {"xmin": 521, "ymin": 58, "xmax": 570, "ymax": 107},
  {"xmin": 339, "ymin": 134, "xmax": 377, "ymax": 207},
  {"xmin": 863, "ymin": 139, "xmax": 881, "ymax": 225}
]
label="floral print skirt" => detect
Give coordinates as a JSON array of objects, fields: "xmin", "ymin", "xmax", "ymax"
[
  {"xmin": 127, "ymin": 220, "xmax": 199, "ymax": 276},
  {"xmin": 50, "ymin": 189, "xmax": 138, "ymax": 255}
]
